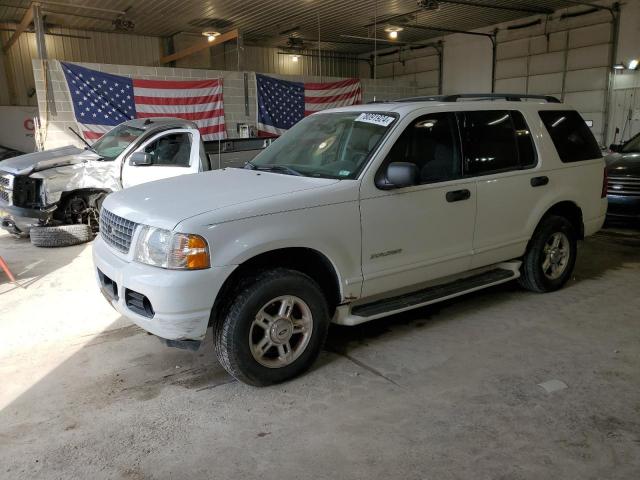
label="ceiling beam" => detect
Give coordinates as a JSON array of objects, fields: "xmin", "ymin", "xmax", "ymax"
[
  {"xmin": 3, "ymin": 1, "xmax": 35, "ymax": 52},
  {"xmin": 401, "ymin": 23, "xmax": 495, "ymax": 39},
  {"xmin": 159, "ymin": 29, "xmax": 239, "ymax": 65},
  {"xmin": 439, "ymin": 1, "xmax": 553, "ymax": 15},
  {"xmin": 560, "ymin": 0, "xmax": 615, "ymax": 12}
]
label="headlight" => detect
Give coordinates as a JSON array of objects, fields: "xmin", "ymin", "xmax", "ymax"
[{"xmin": 133, "ymin": 226, "xmax": 210, "ymax": 270}]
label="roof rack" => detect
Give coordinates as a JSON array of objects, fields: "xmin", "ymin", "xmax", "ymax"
[{"xmin": 392, "ymin": 93, "xmax": 562, "ymax": 103}]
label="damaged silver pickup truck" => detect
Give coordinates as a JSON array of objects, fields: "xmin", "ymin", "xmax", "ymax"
[{"xmin": 0, "ymin": 118, "xmax": 213, "ymax": 246}]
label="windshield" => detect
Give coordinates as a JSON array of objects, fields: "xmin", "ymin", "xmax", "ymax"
[
  {"xmin": 249, "ymin": 112, "xmax": 396, "ymax": 179},
  {"xmin": 91, "ymin": 124, "xmax": 146, "ymax": 160},
  {"xmin": 621, "ymin": 133, "xmax": 640, "ymax": 153}
]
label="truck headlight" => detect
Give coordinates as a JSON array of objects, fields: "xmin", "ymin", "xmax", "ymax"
[{"xmin": 133, "ymin": 226, "xmax": 210, "ymax": 270}]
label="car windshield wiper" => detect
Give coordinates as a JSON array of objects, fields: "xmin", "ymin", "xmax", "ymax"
[
  {"xmin": 245, "ymin": 162, "xmax": 304, "ymax": 176},
  {"xmin": 68, "ymin": 126, "xmax": 99, "ymax": 154}
]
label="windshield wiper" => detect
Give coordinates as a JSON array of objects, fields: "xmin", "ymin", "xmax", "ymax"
[
  {"xmin": 245, "ymin": 162, "xmax": 304, "ymax": 176},
  {"xmin": 68, "ymin": 127, "xmax": 99, "ymax": 155}
]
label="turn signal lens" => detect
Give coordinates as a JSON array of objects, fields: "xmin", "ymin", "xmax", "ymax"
[{"xmin": 168, "ymin": 234, "xmax": 210, "ymax": 270}]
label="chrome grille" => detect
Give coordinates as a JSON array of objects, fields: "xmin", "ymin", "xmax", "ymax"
[
  {"xmin": 0, "ymin": 173, "xmax": 13, "ymax": 205},
  {"xmin": 607, "ymin": 176, "xmax": 640, "ymax": 197},
  {"xmin": 100, "ymin": 209, "xmax": 137, "ymax": 253}
]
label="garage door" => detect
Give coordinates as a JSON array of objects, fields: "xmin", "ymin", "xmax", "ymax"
[{"xmin": 495, "ymin": 12, "xmax": 613, "ymax": 145}]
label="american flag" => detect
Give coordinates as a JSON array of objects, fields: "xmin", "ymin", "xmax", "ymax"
[
  {"xmin": 256, "ymin": 73, "xmax": 361, "ymax": 136},
  {"xmin": 61, "ymin": 62, "xmax": 226, "ymax": 141}
]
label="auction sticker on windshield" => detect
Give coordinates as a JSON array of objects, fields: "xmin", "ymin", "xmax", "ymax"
[{"xmin": 355, "ymin": 113, "xmax": 395, "ymax": 127}]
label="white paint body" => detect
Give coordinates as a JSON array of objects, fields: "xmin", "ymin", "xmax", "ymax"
[{"xmin": 93, "ymin": 100, "xmax": 607, "ymax": 341}]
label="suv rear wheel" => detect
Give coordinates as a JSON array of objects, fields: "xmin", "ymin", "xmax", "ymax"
[
  {"xmin": 214, "ymin": 268, "xmax": 330, "ymax": 386},
  {"xmin": 519, "ymin": 215, "xmax": 577, "ymax": 293}
]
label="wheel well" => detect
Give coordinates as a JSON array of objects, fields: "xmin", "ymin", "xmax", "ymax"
[
  {"xmin": 210, "ymin": 248, "xmax": 342, "ymax": 325},
  {"xmin": 59, "ymin": 188, "xmax": 111, "ymax": 203},
  {"xmin": 541, "ymin": 201, "xmax": 584, "ymax": 239}
]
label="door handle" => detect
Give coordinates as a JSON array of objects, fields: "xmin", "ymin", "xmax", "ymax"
[
  {"xmin": 446, "ymin": 189, "xmax": 471, "ymax": 202},
  {"xmin": 531, "ymin": 176, "xmax": 549, "ymax": 187}
]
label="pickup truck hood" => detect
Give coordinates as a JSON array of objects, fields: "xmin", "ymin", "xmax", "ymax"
[
  {"xmin": 0, "ymin": 145, "xmax": 98, "ymax": 175},
  {"xmin": 104, "ymin": 168, "xmax": 341, "ymax": 230},
  {"xmin": 606, "ymin": 152, "xmax": 640, "ymax": 176}
]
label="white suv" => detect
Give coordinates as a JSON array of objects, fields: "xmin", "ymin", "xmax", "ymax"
[{"xmin": 93, "ymin": 94, "xmax": 607, "ymax": 386}]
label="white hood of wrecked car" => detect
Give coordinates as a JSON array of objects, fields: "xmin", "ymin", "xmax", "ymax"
[
  {"xmin": 0, "ymin": 145, "xmax": 96, "ymax": 175},
  {"xmin": 103, "ymin": 168, "xmax": 345, "ymax": 231}
]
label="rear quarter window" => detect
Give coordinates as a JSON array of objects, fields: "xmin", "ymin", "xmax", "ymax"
[{"xmin": 539, "ymin": 110, "xmax": 601, "ymax": 162}]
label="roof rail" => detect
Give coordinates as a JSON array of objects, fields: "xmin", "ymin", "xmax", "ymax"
[{"xmin": 394, "ymin": 93, "xmax": 562, "ymax": 103}]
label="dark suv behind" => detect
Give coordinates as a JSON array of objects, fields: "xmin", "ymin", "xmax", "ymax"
[{"xmin": 606, "ymin": 133, "xmax": 640, "ymax": 221}]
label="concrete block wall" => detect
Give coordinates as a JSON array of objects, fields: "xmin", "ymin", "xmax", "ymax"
[{"xmin": 33, "ymin": 60, "xmax": 416, "ymax": 150}]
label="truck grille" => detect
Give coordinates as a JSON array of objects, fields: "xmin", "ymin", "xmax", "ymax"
[
  {"xmin": 607, "ymin": 176, "xmax": 640, "ymax": 197},
  {"xmin": 100, "ymin": 209, "xmax": 137, "ymax": 253},
  {"xmin": 0, "ymin": 172, "xmax": 13, "ymax": 205}
]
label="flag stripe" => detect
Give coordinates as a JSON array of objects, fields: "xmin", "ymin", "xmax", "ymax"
[
  {"xmin": 133, "ymin": 86, "xmax": 220, "ymax": 98},
  {"xmin": 305, "ymin": 90, "xmax": 362, "ymax": 105},
  {"xmin": 132, "ymin": 78, "xmax": 221, "ymax": 90},
  {"xmin": 304, "ymin": 83, "xmax": 360, "ymax": 99},
  {"xmin": 82, "ymin": 130, "xmax": 105, "ymax": 140},
  {"xmin": 134, "ymin": 94, "xmax": 222, "ymax": 106},
  {"xmin": 305, "ymin": 78, "xmax": 359, "ymax": 90},
  {"xmin": 136, "ymin": 109, "xmax": 224, "ymax": 121},
  {"xmin": 135, "ymin": 101, "xmax": 224, "ymax": 114}
]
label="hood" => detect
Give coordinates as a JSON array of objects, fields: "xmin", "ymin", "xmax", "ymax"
[
  {"xmin": 0, "ymin": 145, "xmax": 98, "ymax": 175},
  {"xmin": 103, "ymin": 168, "xmax": 341, "ymax": 231},
  {"xmin": 605, "ymin": 152, "xmax": 640, "ymax": 176}
]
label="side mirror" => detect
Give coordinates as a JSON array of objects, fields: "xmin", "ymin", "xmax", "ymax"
[
  {"xmin": 609, "ymin": 144, "xmax": 623, "ymax": 153},
  {"xmin": 376, "ymin": 162, "xmax": 419, "ymax": 190},
  {"xmin": 130, "ymin": 152, "xmax": 152, "ymax": 166}
]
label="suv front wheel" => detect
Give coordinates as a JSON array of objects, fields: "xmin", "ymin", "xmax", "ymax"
[
  {"xmin": 214, "ymin": 268, "xmax": 330, "ymax": 386},
  {"xmin": 519, "ymin": 215, "xmax": 577, "ymax": 293}
]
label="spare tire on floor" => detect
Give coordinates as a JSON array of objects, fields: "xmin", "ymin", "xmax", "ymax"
[{"xmin": 30, "ymin": 224, "xmax": 94, "ymax": 248}]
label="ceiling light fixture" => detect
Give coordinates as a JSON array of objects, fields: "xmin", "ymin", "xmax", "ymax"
[
  {"xmin": 613, "ymin": 64, "xmax": 625, "ymax": 70},
  {"xmin": 384, "ymin": 25, "xmax": 403, "ymax": 39},
  {"xmin": 203, "ymin": 31, "xmax": 221, "ymax": 42},
  {"xmin": 291, "ymin": 54, "xmax": 299, "ymax": 62},
  {"xmin": 628, "ymin": 59, "xmax": 639, "ymax": 70}
]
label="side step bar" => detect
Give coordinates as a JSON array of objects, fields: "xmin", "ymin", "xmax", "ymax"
[{"xmin": 344, "ymin": 267, "xmax": 518, "ymax": 324}]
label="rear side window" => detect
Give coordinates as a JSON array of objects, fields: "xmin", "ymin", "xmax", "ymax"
[
  {"xmin": 458, "ymin": 110, "xmax": 536, "ymax": 176},
  {"xmin": 539, "ymin": 110, "xmax": 601, "ymax": 162}
]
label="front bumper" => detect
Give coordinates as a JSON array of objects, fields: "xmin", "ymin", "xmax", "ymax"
[
  {"xmin": 0, "ymin": 200, "xmax": 55, "ymax": 235},
  {"xmin": 606, "ymin": 195, "xmax": 640, "ymax": 219},
  {"xmin": 92, "ymin": 235, "xmax": 236, "ymax": 342}
]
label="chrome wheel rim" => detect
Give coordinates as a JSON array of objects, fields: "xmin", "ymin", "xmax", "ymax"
[
  {"xmin": 542, "ymin": 232, "xmax": 571, "ymax": 280},
  {"xmin": 249, "ymin": 295, "xmax": 313, "ymax": 368}
]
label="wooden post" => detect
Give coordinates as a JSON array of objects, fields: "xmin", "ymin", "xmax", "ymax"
[{"xmin": 159, "ymin": 29, "xmax": 239, "ymax": 65}]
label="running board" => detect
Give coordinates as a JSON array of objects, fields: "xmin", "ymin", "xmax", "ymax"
[{"xmin": 338, "ymin": 266, "xmax": 520, "ymax": 326}]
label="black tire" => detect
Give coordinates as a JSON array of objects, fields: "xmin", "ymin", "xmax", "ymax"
[
  {"xmin": 30, "ymin": 224, "xmax": 94, "ymax": 248},
  {"xmin": 518, "ymin": 215, "xmax": 577, "ymax": 293},
  {"xmin": 214, "ymin": 268, "xmax": 330, "ymax": 386}
]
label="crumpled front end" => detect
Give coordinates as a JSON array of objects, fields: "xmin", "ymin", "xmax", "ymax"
[
  {"xmin": 0, "ymin": 156, "xmax": 121, "ymax": 235},
  {"xmin": 0, "ymin": 171, "xmax": 52, "ymax": 235}
]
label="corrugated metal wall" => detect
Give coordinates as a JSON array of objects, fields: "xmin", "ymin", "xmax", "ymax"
[
  {"xmin": 236, "ymin": 45, "xmax": 360, "ymax": 78},
  {"xmin": 0, "ymin": 28, "xmax": 162, "ymax": 106},
  {"xmin": 171, "ymin": 33, "xmax": 361, "ymax": 78}
]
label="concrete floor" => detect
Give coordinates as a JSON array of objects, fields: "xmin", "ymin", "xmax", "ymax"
[{"xmin": 1, "ymin": 227, "xmax": 639, "ymax": 479}]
